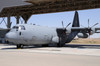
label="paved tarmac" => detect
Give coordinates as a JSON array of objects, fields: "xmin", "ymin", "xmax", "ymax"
[{"xmin": 0, "ymin": 44, "xmax": 100, "ymax": 66}]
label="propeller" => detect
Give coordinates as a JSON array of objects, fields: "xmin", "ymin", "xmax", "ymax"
[
  {"xmin": 87, "ymin": 19, "xmax": 91, "ymax": 35},
  {"xmin": 81, "ymin": 19, "xmax": 99, "ymax": 35},
  {"xmin": 80, "ymin": 19, "xmax": 99, "ymax": 36}
]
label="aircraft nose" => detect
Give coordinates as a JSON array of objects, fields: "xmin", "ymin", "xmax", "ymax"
[
  {"xmin": 5, "ymin": 32, "xmax": 17, "ymax": 40},
  {"xmin": 5, "ymin": 33, "xmax": 10, "ymax": 39}
]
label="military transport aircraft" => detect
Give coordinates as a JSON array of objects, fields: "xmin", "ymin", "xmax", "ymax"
[{"xmin": 0, "ymin": 11, "xmax": 100, "ymax": 49}]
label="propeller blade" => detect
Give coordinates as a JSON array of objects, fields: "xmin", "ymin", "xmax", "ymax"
[
  {"xmin": 62, "ymin": 21, "xmax": 64, "ymax": 28},
  {"xmin": 88, "ymin": 19, "xmax": 89, "ymax": 28},
  {"xmin": 91, "ymin": 23, "xmax": 99, "ymax": 28},
  {"xmin": 65, "ymin": 23, "xmax": 71, "ymax": 28}
]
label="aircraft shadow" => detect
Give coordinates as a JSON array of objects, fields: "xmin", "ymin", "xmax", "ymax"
[
  {"xmin": 0, "ymin": 45, "xmax": 44, "ymax": 50},
  {"xmin": 65, "ymin": 44, "xmax": 100, "ymax": 49},
  {"xmin": 1, "ymin": 47, "xmax": 16, "ymax": 50},
  {"xmin": 1, "ymin": 44, "xmax": 100, "ymax": 50}
]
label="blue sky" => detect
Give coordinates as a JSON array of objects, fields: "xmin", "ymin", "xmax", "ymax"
[
  {"xmin": 0, "ymin": 8, "xmax": 100, "ymax": 38},
  {"xmin": 28, "ymin": 9, "xmax": 100, "ymax": 28}
]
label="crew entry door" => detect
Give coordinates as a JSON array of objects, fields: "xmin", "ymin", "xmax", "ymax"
[{"xmin": 18, "ymin": 25, "xmax": 26, "ymax": 43}]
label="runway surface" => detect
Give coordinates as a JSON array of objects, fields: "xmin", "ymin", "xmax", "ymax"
[{"xmin": 0, "ymin": 44, "xmax": 100, "ymax": 66}]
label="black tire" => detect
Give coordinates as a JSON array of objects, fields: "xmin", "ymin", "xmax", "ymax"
[
  {"xmin": 17, "ymin": 44, "xmax": 23, "ymax": 49},
  {"xmin": 42, "ymin": 44, "xmax": 49, "ymax": 47}
]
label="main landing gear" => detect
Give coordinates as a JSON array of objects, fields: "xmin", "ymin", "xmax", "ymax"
[{"xmin": 57, "ymin": 38, "xmax": 65, "ymax": 47}]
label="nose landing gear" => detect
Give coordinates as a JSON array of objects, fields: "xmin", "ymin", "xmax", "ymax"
[{"xmin": 17, "ymin": 44, "xmax": 23, "ymax": 49}]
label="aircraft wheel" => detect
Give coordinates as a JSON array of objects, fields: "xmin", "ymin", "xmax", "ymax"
[
  {"xmin": 42, "ymin": 44, "xmax": 48, "ymax": 47},
  {"xmin": 17, "ymin": 44, "xmax": 23, "ymax": 49}
]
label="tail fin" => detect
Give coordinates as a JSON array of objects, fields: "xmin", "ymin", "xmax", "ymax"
[
  {"xmin": 66, "ymin": 11, "xmax": 80, "ymax": 43},
  {"xmin": 72, "ymin": 11, "xmax": 80, "ymax": 27}
]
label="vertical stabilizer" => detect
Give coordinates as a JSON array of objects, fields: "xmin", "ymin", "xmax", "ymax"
[
  {"xmin": 72, "ymin": 11, "xmax": 80, "ymax": 27},
  {"xmin": 66, "ymin": 11, "xmax": 80, "ymax": 43}
]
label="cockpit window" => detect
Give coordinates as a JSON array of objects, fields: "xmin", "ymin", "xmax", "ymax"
[
  {"xmin": 19, "ymin": 25, "xmax": 25, "ymax": 30},
  {"xmin": 12, "ymin": 25, "xmax": 25, "ymax": 30},
  {"xmin": 12, "ymin": 26, "xmax": 19, "ymax": 30}
]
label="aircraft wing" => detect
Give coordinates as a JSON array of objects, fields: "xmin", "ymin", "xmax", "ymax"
[
  {"xmin": 0, "ymin": 28, "xmax": 10, "ymax": 38},
  {"xmin": 95, "ymin": 28, "xmax": 100, "ymax": 33},
  {"xmin": 71, "ymin": 27, "xmax": 87, "ymax": 30},
  {"xmin": 71, "ymin": 27, "xmax": 100, "ymax": 33},
  {"xmin": 71, "ymin": 27, "xmax": 90, "ymax": 31}
]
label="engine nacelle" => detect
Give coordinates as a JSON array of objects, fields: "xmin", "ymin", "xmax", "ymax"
[{"xmin": 77, "ymin": 33, "xmax": 88, "ymax": 38}]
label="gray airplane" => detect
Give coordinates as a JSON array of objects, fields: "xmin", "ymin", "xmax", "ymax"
[{"xmin": 1, "ymin": 11, "xmax": 100, "ymax": 48}]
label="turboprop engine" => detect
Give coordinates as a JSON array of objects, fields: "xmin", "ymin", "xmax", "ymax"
[{"xmin": 77, "ymin": 33, "xmax": 88, "ymax": 38}]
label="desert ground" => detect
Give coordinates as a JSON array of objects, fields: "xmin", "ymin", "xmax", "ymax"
[
  {"xmin": 0, "ymin": 43, "xmax": 100, "ymax": 66},
  {"xmin": 70, "ymin": 38, "xmax": 100, "ymax": 44}
]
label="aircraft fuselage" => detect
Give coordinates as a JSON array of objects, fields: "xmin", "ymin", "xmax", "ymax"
[{"xmin": 6, "ymin": 24, "xmax": 58, "ymax": 45}]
